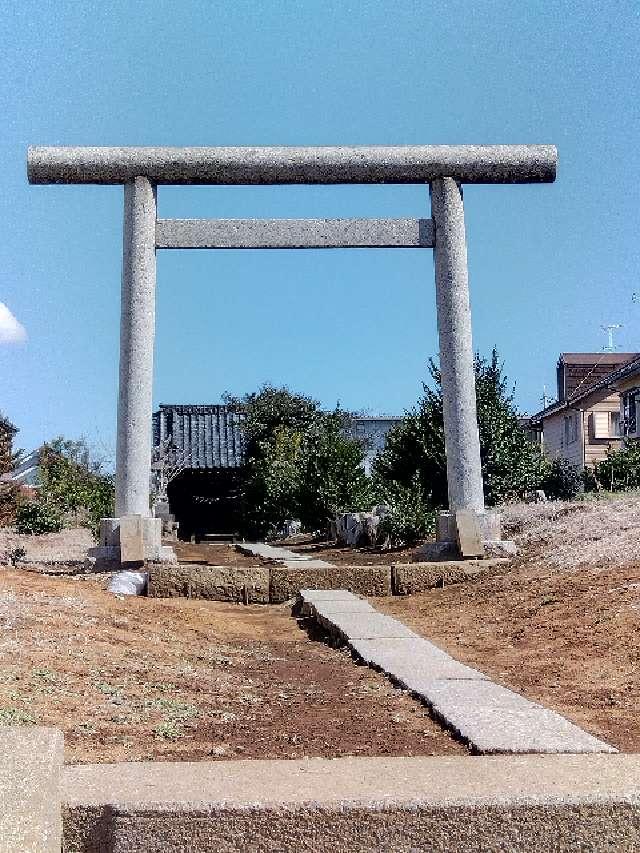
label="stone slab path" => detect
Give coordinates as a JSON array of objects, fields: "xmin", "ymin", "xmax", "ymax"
[
  {"xmin": 299, "ymin": 589, "xmax": 616, "ymax": 755},
  {"xmin": 237, "ymin": 543, "xmax": 333, "ymax": 568}
]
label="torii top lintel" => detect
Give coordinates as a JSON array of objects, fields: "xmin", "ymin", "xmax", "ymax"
[{"xmin": 27, "ymin": 145, "xmax": 557, "ymax": 186}]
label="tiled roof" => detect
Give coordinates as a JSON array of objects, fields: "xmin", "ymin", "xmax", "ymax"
[{"xmin": 153, "ymin": 405, "xmax": 246, "ymax": 469}]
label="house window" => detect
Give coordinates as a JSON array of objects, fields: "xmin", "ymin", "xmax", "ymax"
[
  {"xmin": 623, "ymin": 390, "xmax": 639, "ymax": 436},
  {"xmin": 564, "ymin": 414, "xmax": 578, "ymax": 444},
  {"xmin": 592, "ymin": 411, "xmax": 610, "ymax": 439},
  {"xmin": 610, "ymin": 411, "xmax": 621, "ymax": 437}
]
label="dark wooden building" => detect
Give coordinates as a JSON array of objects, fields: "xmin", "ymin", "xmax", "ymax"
[{"xmin": 152, "ymin": 405, "xmax": 246, "ymax": 539}]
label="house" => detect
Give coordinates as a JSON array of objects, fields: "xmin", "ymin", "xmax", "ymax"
[
  {"xmin": 344, "ymin": 415, "xmax": 402, "ymax": 474},
  {"xmin": 530, "ymin": 352, "xmax": 639, "ymax": 470},
  {"xmin": 2, "ymin": 448, "xmax": 42, "ymax": 487},
  {"xmin": 596, "ymin": 354, "xmax": 640, "ymax": 440}
]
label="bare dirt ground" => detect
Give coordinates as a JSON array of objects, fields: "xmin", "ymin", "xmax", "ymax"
[
  {"xmin": 282, "ymin": 537, "xmax": 418, "ymax": 565},
  {"xmin": 3, "ymin": 493, "xmax": 640, "ymax": 761},
  {"xmin": 0, "ymin": 566, "xmax": 463, "ymax": 764},
  {"xmin": 378, "ymin": 495, "xmax": 640, "ymax": 753},
  {"xmin": 173, "ymin": 540, "xmax": 260, "ymax": 567}
]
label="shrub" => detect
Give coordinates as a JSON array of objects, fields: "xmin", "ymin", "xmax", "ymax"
[
  {"xmin": 15, "ymin": 499, "xmax": 63, "ymax": 535},
  {"xmin": 541, "ymin": 458, "xmax": 583, "ymax": 500},
  {"xmin": 593, "ymin": 442, "xmax": 640, "ymax": 492},
  {"xmin": 375, "ymin": 475, "xmax": 435, "ymax": 548},
  {"xmin": 234, "ymin": 387, "xmax": 372, "ymax": 537},
  {"xmin": 39, "ymin": 439, "xmax": 114, "ymax": 534},
  {"xmin": 296, "ymin": 412, "xmax": 372, "ymax": 532}
]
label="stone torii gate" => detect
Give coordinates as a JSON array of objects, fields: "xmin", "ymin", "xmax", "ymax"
[{"xmin": 28, "ymin": 145, "xmax": 557, "ymax": 564}]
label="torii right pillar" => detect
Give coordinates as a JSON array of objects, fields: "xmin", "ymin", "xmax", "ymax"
[{"xmin": 428, "ymin": 177, "xmax": 514, "ymax": 558}]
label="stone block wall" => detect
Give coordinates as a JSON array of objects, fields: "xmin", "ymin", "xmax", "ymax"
[
  {"xmin": 391, "ymin": 561, "xmax": 502, "ymax": 595},
  {"xmin": 147, "ymin": 564, "xmax": 270, "ymax": 603},
  {"xmin": 270, "ymin": 565, "xmax": 391, "ymax": 604}
]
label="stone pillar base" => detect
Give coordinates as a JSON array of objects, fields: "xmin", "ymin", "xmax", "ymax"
[
  {"xmin": 86, "ymin": 516, "xmax": 177, "ymax": 572},
  {"xmin": 415, "ymin": 510, "xmax": 517, "ymax": 561}
]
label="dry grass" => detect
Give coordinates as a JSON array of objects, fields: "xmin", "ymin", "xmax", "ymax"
[{"xmin": 501, "ymin": 492, "xmax": 640, "ymax": 570}]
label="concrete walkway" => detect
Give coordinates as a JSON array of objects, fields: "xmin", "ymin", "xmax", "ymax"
[
  {"xmin": 237, "ymin": 542, "xmax": 333, "ymax": 568},
  {"xmin": 299, "ymin": 589, "xmax": 616, "ymax": 755}
]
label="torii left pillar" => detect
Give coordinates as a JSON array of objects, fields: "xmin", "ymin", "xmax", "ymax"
[{"xmin": 96, "ymin": 176, "xmax": 163, "ymax": 566}]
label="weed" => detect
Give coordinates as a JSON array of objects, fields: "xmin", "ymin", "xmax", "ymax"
[
  {"xmin": 146, "ymin": 697, "xmax": 198, "ymax": 720},
  {"xmin": 32, "ymin": 668, "xmax": 56, "ymax": 683},
  {"xmin": 154, "ymin": 720, "xmax": 184, "ymax": 740},
  {"xmin": 0, "ymin": 707, "xmax": 36, "ymax": 725}
]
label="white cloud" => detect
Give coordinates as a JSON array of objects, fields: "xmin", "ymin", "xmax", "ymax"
[{"xmin": 0, "ymin": 302, "xmax": 27, "ymax": 344}]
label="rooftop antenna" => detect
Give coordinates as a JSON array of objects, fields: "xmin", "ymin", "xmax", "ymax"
[
  {"xmin": 541, "ymin": 384, "xmax": 550, "ymax": 409},
  {"xmin": 601, "ymin": 323, "xmax": 622, "ymax": 352}
]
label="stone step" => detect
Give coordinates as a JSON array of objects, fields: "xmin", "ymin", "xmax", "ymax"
[
  {"xmin": 349, "ymin": 637, "xmax": 486, "ymax": 683},
  {"xmin": 314, "ymin": 609, "xmax": 419, "ymax": 641}
]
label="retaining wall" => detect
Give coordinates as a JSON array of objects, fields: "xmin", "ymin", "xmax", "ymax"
[
  {"xmin": 147, "ymin": 561, "xmax": 505, "ymax": 602},
  {"xmin": 147, "ymin": 564, "xmax": 270, "ymax": 603}
]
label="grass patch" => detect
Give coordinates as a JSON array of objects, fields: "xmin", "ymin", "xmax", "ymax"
[
  {"xmin": 0, "ymin": 707, "xmax": 36, "ymax": 725},
  {"xmin": 154, "ymin": 720, "xmax": 184, "ymax": 740}
]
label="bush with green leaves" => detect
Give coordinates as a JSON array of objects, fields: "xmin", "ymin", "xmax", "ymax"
[
  {"xmin": 296, "ymin": 411, "xmax": 372, "ymax": 531},
  {"xmin": 243, "ymin": 426, "xmax": 303, "ymax": 536},
  {"xmin": 593, "ymin": 441, "xmax": 640, "ymax": 492},
  {"xmin": 38, "ymin": 438, "xmax": 114, "ymax": 534},
  {"xmin": 374, "ymin": 350, "xmax": 546, "ymax": 511},
  {"xmin": 15, "ymin": 499, "xmax": 63, "ymax": 535},
  {"xmin": 374, "ymin": 474, "xmax": 435, "ymax": 548},
  {"xmin": 233, "ymin": 386, "xmax": 372, "ymax": 537},
  {"xmin": 541, "ymin": 457, "xmax": 583, "ymax": 500}
]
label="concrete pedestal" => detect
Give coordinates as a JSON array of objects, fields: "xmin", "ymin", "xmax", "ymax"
[
  {"xmin": 416, "ymin": 510, "xmax": 516, "ymax": 561},
  {"xmin": 86, "ymin": 516, "xmax": 176, "ymax": 571}
]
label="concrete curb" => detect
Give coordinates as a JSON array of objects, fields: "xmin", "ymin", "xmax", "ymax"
[
  {"xmin": 61, "ymin": 754, "xmax": 640, "ymax": 852},
  {"xmin": 0, "ymin": 727, "xmax": 63, "ymax": 853}
]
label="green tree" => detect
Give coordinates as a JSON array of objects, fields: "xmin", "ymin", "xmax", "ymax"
[
  {"xmin": 242, "ymin": 426, "xmax": 303, "ymax": 536},
  {"xmin": 225, "ymin": 385, "xmax": 318, "ymax": 459},
  {"xmin": 0, "ymin": 413, "xmax": 20, "ymax": 526},
  {"xmin": 374, "ymin": 350, "xmax": 546, "ymax": 509},
  {"xmin": 0, "ymin": 412, "xmax": 18, "ymax": 475},
  {"xmin": 232, "ymin": 386, "xmax": 372, "ymax": 536},
  {"xmin": 38, "ymin": 438, "xmax": 114, "ymax": 534},
  {"xmin": 297, "ymin": 411, "xmax": 372, "ymax": 530}
]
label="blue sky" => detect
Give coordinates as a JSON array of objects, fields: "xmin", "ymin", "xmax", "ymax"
[{"xmin": 1, "ymin": 0, "xmax": 639, "ymax": 457}]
